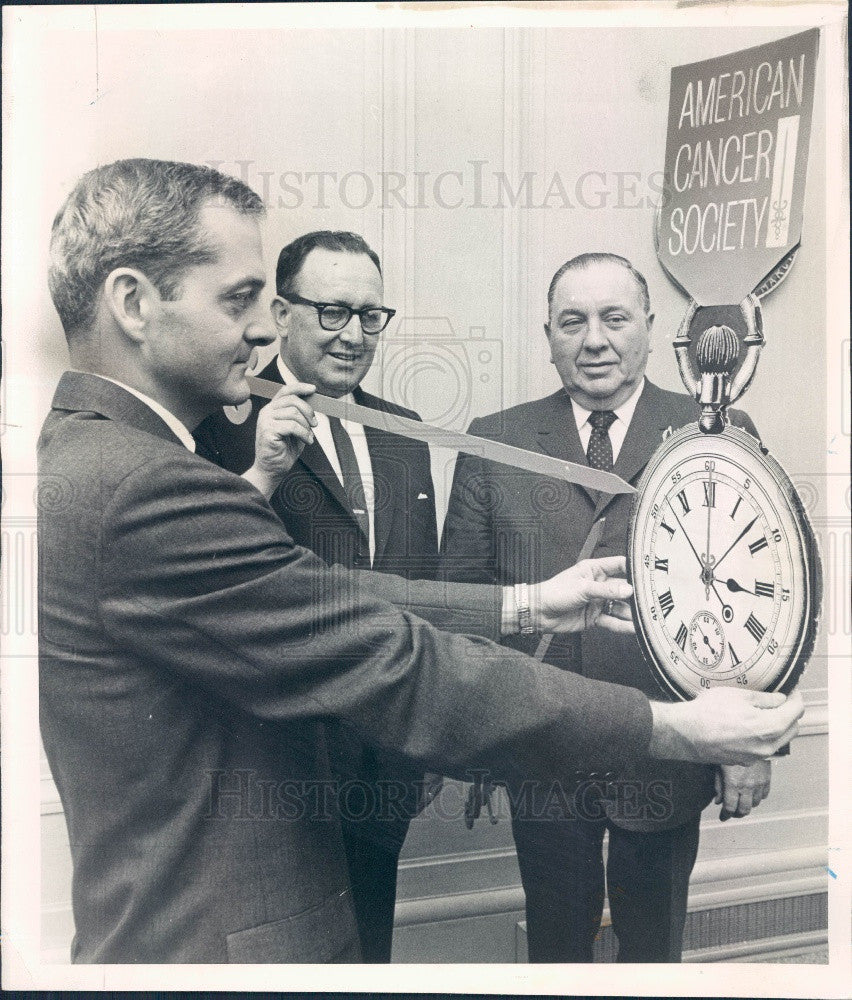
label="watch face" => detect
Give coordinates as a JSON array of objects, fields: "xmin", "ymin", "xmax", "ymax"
[{"xmin": 629, "ymin": 425, "xmax": 820, "ymax": 699}]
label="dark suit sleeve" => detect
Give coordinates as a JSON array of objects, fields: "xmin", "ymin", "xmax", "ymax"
[
  {"xmin": 96, "ymin": 455, "xmax": 652, "ymax": 782},
  {"xmin": 354, "ymin": 566, "xmax": 502, "ymax": 641}
]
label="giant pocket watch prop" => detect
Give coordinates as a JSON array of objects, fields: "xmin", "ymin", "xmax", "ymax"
[{"xmin": 628, "ymin": 295, "xmax": 822, "ymax": 700}]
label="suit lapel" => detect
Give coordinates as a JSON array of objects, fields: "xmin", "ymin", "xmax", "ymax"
[
  {"xmin": 532, "ymin": 391, "xmax": 598, "ymax": 507},
  {"xmin": 593, "ymin": 381, "xmax": 672, "ymax": 518},
  {"xmin": 358, "ymin": 392, "xmax": 397, "ymax": 563},
  {"xmin": 297, "ymin": 438, "xmax": 355, "ymax": 519},
  {"xmin": 526, "ymin": 383, "xmax": 672, "ymax": 519},
  {"xmin": 262, "ymin": 360, "xmax": 362, "ymax": 534}
]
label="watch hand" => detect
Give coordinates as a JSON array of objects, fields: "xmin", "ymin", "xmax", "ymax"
[
  {"xmin": 701, "ymin": 632, "xmax": 717, "ymax": 657},
  {"xmin": 713, "ymin": 515, "xmax": 758, "ymax": 573},
  {"xmin": 704, "ymin": 468, "xmax": 714, "ymax": 600},
  {"xmin": 709, "ymin": 581, "xmax": 734, "ymax": 622},
  {"xmin": 725, "ymin": 577, "xmax": 755, "ymax": 596},
  {"xmin": 665, "ymin": 497, "xmax": 704, "ymax": 573}
]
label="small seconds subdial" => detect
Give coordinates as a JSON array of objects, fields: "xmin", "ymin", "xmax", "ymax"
[
  {"xmin": 628, "ymin": 425, "xmax": 819, "ymax": 699},
  {"xmin": 689, "ymin": 611, "xmax": 725, "ymax": 668}
]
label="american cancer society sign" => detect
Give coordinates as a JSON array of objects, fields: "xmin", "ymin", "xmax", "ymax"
[{"xmin": 657, "ymin": 29, "xmax": 819, "ymax": 306}]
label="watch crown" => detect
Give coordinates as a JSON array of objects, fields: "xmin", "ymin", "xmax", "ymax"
[
  {"xmin": 696, "ymin": 325, "xmax": 739, "ymax": 375},
  {"xmin": 696, "ymin": 325, "xmax": 739, "ymax": 433}
]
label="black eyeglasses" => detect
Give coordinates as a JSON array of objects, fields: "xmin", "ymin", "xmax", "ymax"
[{"xmin": 285, "ymin": 294, "xmax": 396, "ymax": 335}]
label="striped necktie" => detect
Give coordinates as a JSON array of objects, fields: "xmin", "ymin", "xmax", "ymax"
[{"xmin": 328, "ymin": 415, "xmax": 370, "ymax": 558}]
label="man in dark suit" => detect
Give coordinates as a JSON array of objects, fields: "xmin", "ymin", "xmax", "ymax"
[
  {"xmin": 195, "ymin": 231, "xmax": 442, "ymax": 962},
  {"xmin": 39, "ymin": 161, "xmax": 800, "ymax": 963},
  {"xmin": 442, "ymin": 252, "xmax": 773, "ymax": 963}
]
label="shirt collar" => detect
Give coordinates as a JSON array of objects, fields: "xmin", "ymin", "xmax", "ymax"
[
  {"xmin": 82, "ymin": 373, "xmax": 196, "ymax": 452},
  {"xmin": 569, "ymin": 377, "xmax": 645, "ymax": 433},
  {"xmin": 276, "ymin": 355, "xmax": 356, "ymax": 405}
]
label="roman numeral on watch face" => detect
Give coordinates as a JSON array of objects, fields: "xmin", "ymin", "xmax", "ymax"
[
  {"xmin": 748, "ymin": 535, "xmax": 768, "ymax": 556},
  {"xmin": 744, "ymin": 612, "xmax": 766, "ymax": 643},
  {"xmin": 629, "ymin": 427, "xmax": 816, "ymax": 700}
]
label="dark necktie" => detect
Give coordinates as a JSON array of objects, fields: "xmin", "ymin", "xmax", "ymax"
[
  {"xmin": 586, "ymin": 410, "xmax": 617, "ymax": 471},
  {"xmin": 328, "ymin": 415, "xmax": 370, "ymax": 557}
]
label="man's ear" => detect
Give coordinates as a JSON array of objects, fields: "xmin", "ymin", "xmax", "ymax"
[
  {"xmin": 270, "ymin": 296, "xmax": 291, "ymax": 341},
  {"xmin": 102, "ymin": 268, "xmax": 157, "ymax": 343},
  {"xmin": 544, "ymin": 322, "xmax": 555, "ymax": 362},
  {"xmin": 647, "ymin": 312, "xmax": 655, "ymax": 352}
]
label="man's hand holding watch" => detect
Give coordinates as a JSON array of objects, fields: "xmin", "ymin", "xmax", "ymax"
[{"xmin": 503, "ymin": 556, "xmax": 634, "ymax": 636}]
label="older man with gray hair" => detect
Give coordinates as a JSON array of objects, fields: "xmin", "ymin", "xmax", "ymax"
[{"xmin": 442, "ymin": 251, "xmax": 771, "ymax": 963}]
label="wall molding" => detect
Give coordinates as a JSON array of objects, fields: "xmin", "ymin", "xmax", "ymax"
[
  {"xmin": 378, "ymin": 26, "xmax": 415, "ymax": 332},
  {"xmin": 684, "ymin": 928, "xmax": 827, "ymax": 963},
  {"xmin": 394, "ymin": 837, "xmax": 827, "ymax": 930},
  {"xmin": 515, "ymin": 913, "xmax": 828, "ymax": 965},
  {"xmin": 500, "ymin": 27, "xmax": 547, "ymax": 408}
]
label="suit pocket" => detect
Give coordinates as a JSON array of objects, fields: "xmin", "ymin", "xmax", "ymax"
[{"xmin": 225, "ymin": 889, "xmax": 359, "ymax": 963}]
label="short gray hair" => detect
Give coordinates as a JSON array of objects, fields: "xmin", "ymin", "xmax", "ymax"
[
  {"xmin": 276, "ymin": 231, "xmax": 382, "ymax": 297},
  {"xmin": 48, "ymin": 158, "xmax": 265, "ymax": 337},
  {"xmin": 547, "ymin": 252, "xmax": 651, "ymax": 317}
]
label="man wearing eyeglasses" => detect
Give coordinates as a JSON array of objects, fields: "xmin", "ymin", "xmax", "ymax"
[{"xmin": 195, "ymin": 230, "xmax": 438, "ymax": 963}]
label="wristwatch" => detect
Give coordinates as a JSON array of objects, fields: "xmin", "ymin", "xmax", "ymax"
[{"xmin": 515, "ymin": 582, "xmax": 536, "ymax": 635}]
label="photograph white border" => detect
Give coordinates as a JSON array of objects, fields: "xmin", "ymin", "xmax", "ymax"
[{"xmin": 2, "ymin": 2, "xmax": 848, "ymax": 994}]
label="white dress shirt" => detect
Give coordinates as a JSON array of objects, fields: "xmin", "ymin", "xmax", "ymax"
[
  {"xmin": 277, "ymin": 357, "xmax": 376, "ymax": 564},
  {"xmin": 570, "ymin": 378, "xmax": 645, "ymax": 464},
  {"xmin": 84, "ymin": 373, "xmax": 196, "ymax": 452}
]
